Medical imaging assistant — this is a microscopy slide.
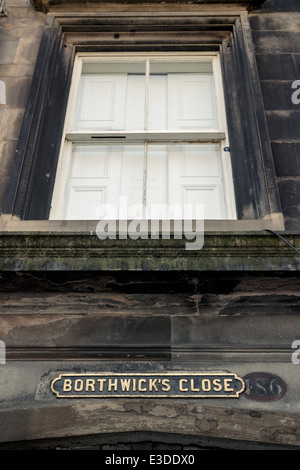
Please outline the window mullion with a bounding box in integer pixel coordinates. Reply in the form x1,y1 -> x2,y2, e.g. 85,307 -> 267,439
144,58 -> 150,132
143,59 -> 150,211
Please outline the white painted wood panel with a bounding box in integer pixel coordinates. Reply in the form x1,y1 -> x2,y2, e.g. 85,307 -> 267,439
168,74 -> 218,130
168,144 -> 226,219
74,74 -> 127,130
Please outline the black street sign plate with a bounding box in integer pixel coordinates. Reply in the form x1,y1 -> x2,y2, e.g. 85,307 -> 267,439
51,372 -> 245,398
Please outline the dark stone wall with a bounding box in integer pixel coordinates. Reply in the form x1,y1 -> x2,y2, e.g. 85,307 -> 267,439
250,5 -> 300,229
0,0 -> 45,212
262,0 -> 300,11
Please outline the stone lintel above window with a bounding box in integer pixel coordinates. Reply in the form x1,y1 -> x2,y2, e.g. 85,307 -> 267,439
32,0 -> 266,14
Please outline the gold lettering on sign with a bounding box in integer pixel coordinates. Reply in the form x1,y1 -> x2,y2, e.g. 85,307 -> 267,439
213,378 -> 222,392
202,379 -> 211,392
121,379 -> 131,392
108,379 -> 118,392
63,379 -> 72,392
97,378 -> 106,391
161,379 -> 171,392
224,378 -> 234,392
86,379 -> 95,392
179,378 -> 188,392
190,379 -> 200,392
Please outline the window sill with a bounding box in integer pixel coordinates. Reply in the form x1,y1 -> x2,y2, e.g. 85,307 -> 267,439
0,215 -> 297,272
0,214 -> 284,232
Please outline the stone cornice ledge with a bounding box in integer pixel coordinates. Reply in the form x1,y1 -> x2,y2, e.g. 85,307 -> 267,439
32,0 -> 266,13
0,230 -> 299,271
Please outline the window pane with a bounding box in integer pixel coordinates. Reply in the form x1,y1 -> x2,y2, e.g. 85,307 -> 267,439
74,61 -> 146,131
149,61 -> 213,74
148,60 -> 218,131
63,143 -> 227,220
167,74 -> 218,130
73,59 -> 218,131
147,143 -> 226,219
63,144 -> 144,220
74,74 -> 128,130
81,61 -> 146,75
125,75 -> 146,131
147,75 -> 168,130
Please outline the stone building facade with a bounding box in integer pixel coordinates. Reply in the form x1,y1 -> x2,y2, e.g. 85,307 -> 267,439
0,0 -> 300,450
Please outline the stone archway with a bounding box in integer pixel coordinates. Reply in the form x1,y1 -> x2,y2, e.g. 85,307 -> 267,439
0,400 -> 300,450
0,430 -> 293,451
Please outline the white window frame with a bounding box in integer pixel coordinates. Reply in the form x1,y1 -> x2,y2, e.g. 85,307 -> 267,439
49,52 -> 236,221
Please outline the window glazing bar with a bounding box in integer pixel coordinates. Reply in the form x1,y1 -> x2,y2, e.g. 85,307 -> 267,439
144,58 -> 150,132
65,131 -> 226,143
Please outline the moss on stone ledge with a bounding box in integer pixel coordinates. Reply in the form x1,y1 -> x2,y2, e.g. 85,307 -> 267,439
0,231 -> 299,271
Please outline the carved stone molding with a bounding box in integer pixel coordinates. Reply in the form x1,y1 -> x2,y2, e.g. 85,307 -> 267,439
32,0 -> 266,13
0,232 -> 299,271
